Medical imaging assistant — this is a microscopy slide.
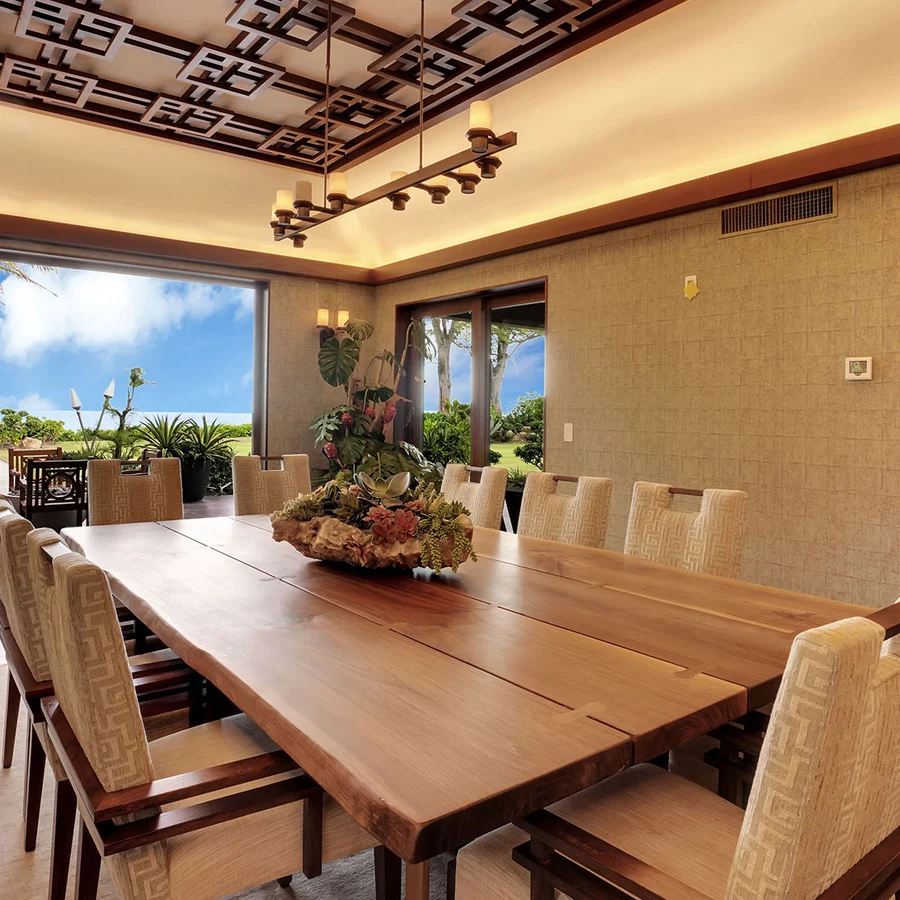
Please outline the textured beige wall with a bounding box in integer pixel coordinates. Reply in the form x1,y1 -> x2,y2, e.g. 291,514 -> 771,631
373,166 -> 900,608
266,277 -> 376,458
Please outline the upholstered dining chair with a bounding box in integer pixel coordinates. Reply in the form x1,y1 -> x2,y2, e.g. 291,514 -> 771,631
38,548 -> 393,900
233,454 -> 312,516
87,457 -> 183,526
0,510 -> 190,890
456,615 -> 900,900
624,482 -> 748,580
441,464 -> 508,530
517,473 -> 613,547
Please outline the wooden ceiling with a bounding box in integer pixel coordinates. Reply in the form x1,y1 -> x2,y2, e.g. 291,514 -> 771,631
0,0 -> 678,173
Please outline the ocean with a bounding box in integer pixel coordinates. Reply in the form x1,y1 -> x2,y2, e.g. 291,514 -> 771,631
34,410 -> 253,432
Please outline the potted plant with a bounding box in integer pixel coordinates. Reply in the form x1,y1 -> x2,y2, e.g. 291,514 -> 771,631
504,466 -> 529,532
177,417 -> 234,503
132,414 -> 188,458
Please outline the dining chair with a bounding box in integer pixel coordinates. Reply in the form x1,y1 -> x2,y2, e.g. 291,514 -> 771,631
233,454 -> 312,516
8,445 -> 63,494
516,473 -> 612,547
456,615 -> 900,900
0,510 -> 191,874
38,547 -> 394,900
87,457 -> 184,526
441,464 -> 508,530
623,481 -> 748,579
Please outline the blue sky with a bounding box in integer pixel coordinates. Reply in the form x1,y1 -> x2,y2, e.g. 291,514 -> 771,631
423,333 -> 545,413
0,265 -> 254,423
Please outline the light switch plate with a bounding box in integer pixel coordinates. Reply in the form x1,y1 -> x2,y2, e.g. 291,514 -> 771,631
845,357 -> 872,381
563,423 -> 574,442
684,275 -> 700,300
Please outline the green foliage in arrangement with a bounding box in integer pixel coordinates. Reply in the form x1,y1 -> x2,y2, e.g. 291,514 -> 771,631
274,473 -> 476,575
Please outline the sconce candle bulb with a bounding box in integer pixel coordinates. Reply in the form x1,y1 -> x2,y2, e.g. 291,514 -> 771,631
467,100 -> 495,154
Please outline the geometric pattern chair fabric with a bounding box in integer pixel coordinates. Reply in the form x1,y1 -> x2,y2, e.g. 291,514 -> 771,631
41,551 -> 381,900
516,473 -> 612,547
232,454 -> 312,517
456,616 -> 898,900
87,457 -> 183,526
623,481 -> 748,580
440,464 -> 508,530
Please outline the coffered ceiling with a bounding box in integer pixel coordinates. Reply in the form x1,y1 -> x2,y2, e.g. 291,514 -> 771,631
0,0 -> 676,173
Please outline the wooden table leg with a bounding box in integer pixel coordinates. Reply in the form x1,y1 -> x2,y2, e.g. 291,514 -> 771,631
406,859 -> 430,900
75,820 -> 101,900
375,847 -> 402,900
49,780 -> 77,900
24,724 -> 46,851
2,674 -> 20,769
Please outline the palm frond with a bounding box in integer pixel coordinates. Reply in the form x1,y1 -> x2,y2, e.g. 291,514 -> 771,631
0,261 -> 57,296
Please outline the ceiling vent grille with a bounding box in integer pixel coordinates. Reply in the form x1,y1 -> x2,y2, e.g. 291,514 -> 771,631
721,184 -> 835,236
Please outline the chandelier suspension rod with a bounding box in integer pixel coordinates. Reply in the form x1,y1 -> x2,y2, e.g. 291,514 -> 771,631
324,0 -> 333,202
419,0 -> 425,172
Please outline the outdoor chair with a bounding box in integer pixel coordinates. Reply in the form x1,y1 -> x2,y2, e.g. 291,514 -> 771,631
441,464 -> 508,530
22,457 -> 88,526
87,456 -> 183,525
457,616 -> 900,900
517,473 -> 612,547
38,548 -> 395,900
0,509 -> 193,899
8,445 -> 62,494
623,482 -> 748,580
233,453 -> 311,516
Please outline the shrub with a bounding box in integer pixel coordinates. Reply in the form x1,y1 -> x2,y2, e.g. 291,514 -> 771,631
514,440 -> 543,469
422,411 -> 469,466
208,449 -> 235,495
501,393 -> 544,436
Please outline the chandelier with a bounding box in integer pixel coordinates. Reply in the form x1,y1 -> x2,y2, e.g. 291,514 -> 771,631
269,0 -> 517,249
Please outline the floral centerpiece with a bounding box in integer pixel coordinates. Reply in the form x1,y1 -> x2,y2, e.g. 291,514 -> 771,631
271,472 -> 475,573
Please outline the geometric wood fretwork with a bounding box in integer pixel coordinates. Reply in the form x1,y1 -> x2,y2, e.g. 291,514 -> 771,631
0,54 -> 96,107
141,95 -> 234,137
176,45 -> 284,98
368,36 -> 483,93
225,0 -> 356,53
451,0 -> 592,42
15,0 -> 132,58
257,125 -> 345,166
305,86 -> 405,134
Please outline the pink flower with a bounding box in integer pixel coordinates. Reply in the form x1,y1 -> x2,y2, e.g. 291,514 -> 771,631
341,412 -> 353,426
364,406 -> 376,419
383,399 -> 397,424
324,442 -> 339,460
395,508 -> 419,543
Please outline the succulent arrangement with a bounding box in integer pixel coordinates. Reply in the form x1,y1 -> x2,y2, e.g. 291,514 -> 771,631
272,471 -> 476,574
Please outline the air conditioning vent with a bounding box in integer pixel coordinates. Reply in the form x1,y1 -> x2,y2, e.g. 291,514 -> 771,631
721,184 -> 835,236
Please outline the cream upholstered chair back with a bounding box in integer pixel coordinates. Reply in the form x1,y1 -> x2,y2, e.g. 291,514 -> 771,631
26,527 -> 64,643
517,473 -> 613,547
623,482 -> 747,579
233,454 -> 312,516
725,617 -> 900,900
440,464 -> 508,530
0,510 -> 52,681
88,457 -> 183,525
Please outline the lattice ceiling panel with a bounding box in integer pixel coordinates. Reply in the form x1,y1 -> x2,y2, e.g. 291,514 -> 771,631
0,0 -> 668,172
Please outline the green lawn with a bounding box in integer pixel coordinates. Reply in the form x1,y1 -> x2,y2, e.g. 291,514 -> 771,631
491,442 -> 539,473
1,437 -> 253,463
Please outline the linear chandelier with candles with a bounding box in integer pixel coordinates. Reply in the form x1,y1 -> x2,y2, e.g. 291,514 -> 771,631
269,0 -> 517,249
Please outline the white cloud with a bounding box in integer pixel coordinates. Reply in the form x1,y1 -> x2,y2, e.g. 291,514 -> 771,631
0,266 -> 253,365
0,392 -> 55,410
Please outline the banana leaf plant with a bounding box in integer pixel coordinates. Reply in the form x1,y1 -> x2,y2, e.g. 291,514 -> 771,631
311,317 -> 441,488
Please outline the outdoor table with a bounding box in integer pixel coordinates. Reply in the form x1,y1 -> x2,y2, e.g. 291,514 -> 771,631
62,516 -> 883,899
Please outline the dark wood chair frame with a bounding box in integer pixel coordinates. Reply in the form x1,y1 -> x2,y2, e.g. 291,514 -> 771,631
22,458 -> 89,526
512,808 -> 900,900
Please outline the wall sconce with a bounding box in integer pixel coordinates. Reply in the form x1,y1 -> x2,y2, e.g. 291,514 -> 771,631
336,310 -> 350,328
317,308 -> 334,347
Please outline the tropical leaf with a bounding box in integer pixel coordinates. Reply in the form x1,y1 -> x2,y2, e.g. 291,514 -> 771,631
0,261 -> 57,296
310,409 -> 342,444
344,319 -> 374,341
336,435 -> 367,465
353,385 -> 394,404
318,337 -> 360,387
132,414 -> 188,457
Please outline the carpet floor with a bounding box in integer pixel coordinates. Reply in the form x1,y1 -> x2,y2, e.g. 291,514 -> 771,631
0,667 -> 449,900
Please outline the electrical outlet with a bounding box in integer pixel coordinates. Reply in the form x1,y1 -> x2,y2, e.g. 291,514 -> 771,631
564,423 -> 574,442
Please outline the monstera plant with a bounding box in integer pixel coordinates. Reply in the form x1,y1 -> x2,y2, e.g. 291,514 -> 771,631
310,317 -> 442,489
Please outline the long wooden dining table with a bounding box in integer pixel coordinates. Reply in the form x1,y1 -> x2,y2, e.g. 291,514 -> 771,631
62,515 -> 885,898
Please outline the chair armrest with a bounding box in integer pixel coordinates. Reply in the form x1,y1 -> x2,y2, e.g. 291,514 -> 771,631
513,809 -> 709,900
867,605 -> 900,639
41,697 -> 307,821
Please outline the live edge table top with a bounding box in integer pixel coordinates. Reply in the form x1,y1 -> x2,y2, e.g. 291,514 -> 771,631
62,516 -> 874,863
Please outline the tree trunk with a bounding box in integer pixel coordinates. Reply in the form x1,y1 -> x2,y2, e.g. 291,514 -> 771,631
430,319 -> 461,412
490,331 -> 511,415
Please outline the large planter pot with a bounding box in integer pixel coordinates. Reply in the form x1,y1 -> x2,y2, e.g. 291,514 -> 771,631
272,514 -> 474,571
181,458 -> 211,503
504,486 -> 524,533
